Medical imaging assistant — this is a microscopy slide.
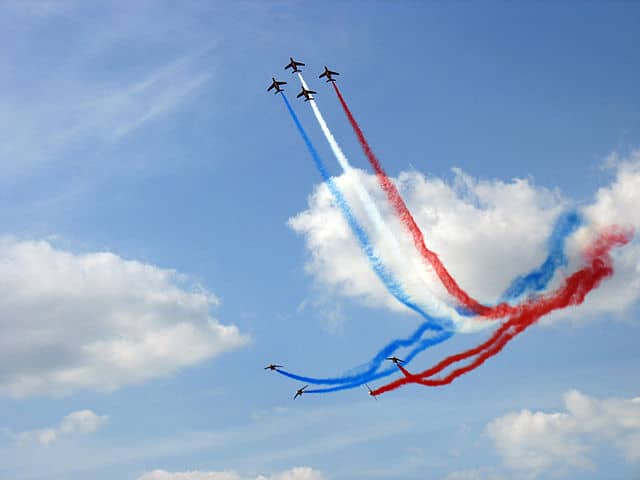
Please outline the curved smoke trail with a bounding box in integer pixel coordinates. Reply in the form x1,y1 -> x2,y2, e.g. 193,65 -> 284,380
332,82 -> 526,318
500,210 -> 581,301
278,90 -> 583,393
271,71 -> 629,396
372,226 -> 632,395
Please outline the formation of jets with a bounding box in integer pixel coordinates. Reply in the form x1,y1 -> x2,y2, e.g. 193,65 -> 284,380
265,361 -> 405,399
266,57 -> 340,101
265,361 -> 391,399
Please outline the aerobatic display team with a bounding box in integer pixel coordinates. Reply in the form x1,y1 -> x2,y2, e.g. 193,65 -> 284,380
265,58 -> 633,398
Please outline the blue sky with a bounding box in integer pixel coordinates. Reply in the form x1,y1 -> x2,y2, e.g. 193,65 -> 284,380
1,2 -> 639,479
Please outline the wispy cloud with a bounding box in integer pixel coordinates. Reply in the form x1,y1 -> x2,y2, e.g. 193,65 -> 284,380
0,3 -> 214,182
6,410 -> 108,447
77,52 -> 213,142
0,401 -> 409,479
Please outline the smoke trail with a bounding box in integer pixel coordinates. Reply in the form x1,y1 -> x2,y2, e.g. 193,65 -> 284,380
332,82 -> 524,318
279,91 -> 453,390
277,88 -> 583,392
304,330 -> 450,394
276,323 -> 451,387
371,226 -> 632,395
280,92 -> 447,325
500,210 -> 581,301
275,76 -> 621,396
297,73 -> 468,325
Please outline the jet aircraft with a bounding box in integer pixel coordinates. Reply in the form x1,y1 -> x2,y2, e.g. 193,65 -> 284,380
319,66 -> 339,82
284,57 -> 305,73
386,356 -> 405,365
293,385 -> 309,399
264,364 -> 283,371
267,77 -> 287,93
365,383 -> 377,399
296,86 -> 317,102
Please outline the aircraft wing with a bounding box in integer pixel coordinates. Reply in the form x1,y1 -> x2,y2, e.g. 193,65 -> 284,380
267,84 -> 275,91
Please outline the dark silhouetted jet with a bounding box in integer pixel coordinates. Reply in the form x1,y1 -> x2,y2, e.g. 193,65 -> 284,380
296,86 -> 317,102
386,356 -> 405,365
319,66 -> 339,82
264,364 -> 283,371
284,57 -> 305,73
267,77 -> 287,94
293,385 -> 309,399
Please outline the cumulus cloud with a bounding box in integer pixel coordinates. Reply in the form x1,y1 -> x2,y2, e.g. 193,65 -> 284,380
137,467 -> 324,480
11,409 -> 108,446
289,152 -> 640,327
550,153 -> 640,322
0,238 -> 249,397
486,390 -> 640,477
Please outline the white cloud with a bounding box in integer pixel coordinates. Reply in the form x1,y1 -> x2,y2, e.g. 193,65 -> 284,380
137,467 -> 324,480
548,153 -> 640,323
139,472 -> 239,480
12,409 -> 108,446
443,468 -> 507,480
257,468 -> 324,480
0,238 -> 249,397
486,390 -> 640,477
289,153 -> 640,329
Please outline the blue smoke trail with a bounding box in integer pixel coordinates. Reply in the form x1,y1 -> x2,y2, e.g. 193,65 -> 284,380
279,92 -> 453,391
305,330 -> 451,394
500,210 -> 582,301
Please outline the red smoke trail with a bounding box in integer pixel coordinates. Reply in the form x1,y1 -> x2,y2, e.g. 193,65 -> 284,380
371,226 -> 632,395
333,82 -> 518,318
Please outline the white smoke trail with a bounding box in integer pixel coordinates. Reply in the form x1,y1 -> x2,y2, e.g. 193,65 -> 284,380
297,73 -> 485,331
